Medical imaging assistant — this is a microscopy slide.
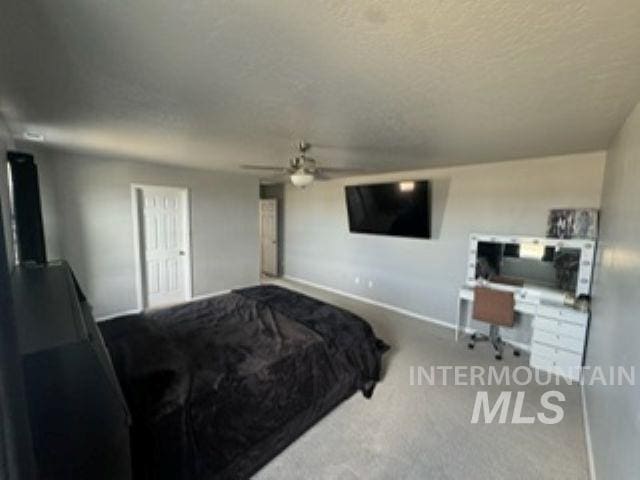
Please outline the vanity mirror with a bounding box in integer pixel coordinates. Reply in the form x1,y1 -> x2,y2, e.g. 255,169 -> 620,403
467,234 -> 596,298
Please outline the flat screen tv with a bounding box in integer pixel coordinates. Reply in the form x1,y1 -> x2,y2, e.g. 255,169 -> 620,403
345,180 -> 431,238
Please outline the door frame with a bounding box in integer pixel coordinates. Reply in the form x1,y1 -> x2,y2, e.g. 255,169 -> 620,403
259,198 -> 279,276
131,183 -> 193,310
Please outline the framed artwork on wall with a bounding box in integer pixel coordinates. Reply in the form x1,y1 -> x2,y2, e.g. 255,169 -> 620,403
547,208 -> 599,239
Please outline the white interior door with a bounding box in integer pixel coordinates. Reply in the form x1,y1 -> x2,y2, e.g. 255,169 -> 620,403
139,186 -> 191,308
260,199 -> 278,276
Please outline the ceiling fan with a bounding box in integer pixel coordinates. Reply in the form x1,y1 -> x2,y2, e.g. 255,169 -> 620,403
240,141 -> 362,188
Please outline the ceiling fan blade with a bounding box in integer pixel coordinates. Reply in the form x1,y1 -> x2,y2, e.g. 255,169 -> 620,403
313,168 -> 366,180
313,171 -> 333,180
261,174 -> 290,184
317,166 -> 366,173
240,164 -> 287,172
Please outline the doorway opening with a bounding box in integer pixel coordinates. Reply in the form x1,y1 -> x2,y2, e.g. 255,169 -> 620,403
132,184 -> 192,309
259,183 -> 283,277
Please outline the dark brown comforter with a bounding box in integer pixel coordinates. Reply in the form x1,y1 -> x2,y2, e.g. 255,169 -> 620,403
99,285 -> 388,479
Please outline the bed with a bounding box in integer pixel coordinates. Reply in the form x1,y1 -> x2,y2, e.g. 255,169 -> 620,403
99,284 -> 388,479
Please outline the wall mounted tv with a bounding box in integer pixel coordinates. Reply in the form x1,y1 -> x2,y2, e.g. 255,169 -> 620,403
345,180 -> 431,239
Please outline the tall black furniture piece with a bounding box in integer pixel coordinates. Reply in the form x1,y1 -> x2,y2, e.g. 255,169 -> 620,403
7,151 -> 47,264
11,261 -> 131,479
0,183 -> 37,479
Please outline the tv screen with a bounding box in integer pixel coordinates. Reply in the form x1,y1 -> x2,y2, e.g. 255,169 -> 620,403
345,180 -> 431,238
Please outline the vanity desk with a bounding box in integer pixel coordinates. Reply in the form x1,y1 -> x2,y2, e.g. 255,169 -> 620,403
456,234 -> 596,382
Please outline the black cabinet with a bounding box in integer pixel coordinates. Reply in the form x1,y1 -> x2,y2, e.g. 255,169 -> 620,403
12,261 -> 131,479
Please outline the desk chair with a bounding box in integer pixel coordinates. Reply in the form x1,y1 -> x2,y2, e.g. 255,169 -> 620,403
467,286 -> 520,360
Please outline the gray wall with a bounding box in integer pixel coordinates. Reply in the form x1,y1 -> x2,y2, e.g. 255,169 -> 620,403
284,152 -> 606,334
37,149 -> 260,317
0,119 -> 14,268
586,102 -> 640,478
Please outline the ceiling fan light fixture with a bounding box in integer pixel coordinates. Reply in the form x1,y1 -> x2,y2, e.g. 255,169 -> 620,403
290,169 -> 314,188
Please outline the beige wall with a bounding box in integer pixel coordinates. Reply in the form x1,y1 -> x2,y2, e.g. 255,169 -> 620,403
284,151 -> 606,342
586,101 -> 640,479
37,149 -> 261,318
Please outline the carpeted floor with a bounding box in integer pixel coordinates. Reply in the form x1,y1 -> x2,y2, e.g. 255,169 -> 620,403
254,278 -> 589,480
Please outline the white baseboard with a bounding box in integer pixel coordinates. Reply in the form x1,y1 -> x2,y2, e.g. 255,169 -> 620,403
283,275 -> 456,332
283,275 -> 531,353
581,384 -> 597,480
95,308 -> 141,322
95,289 -> 231,322
190,289 -> 231,302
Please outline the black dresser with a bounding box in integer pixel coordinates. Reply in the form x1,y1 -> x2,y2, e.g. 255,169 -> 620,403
12,261 -> 131,479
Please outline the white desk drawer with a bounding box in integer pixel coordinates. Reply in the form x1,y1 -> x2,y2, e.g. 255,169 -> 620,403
530,352 -> 581,382
534,316 -> 586,341
531,342 -> 583,365
532,329 -> 584,354
536,305 -> 588,325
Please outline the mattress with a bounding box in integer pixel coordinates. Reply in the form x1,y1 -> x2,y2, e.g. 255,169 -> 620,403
99,285 -> 388,479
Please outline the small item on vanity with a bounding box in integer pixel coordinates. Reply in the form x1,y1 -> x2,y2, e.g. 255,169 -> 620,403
563,292 -> 576,307
574,295 -> 590,312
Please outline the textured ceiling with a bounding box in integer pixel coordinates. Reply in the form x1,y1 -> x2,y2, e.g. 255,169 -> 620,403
1,1 -> 640,173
